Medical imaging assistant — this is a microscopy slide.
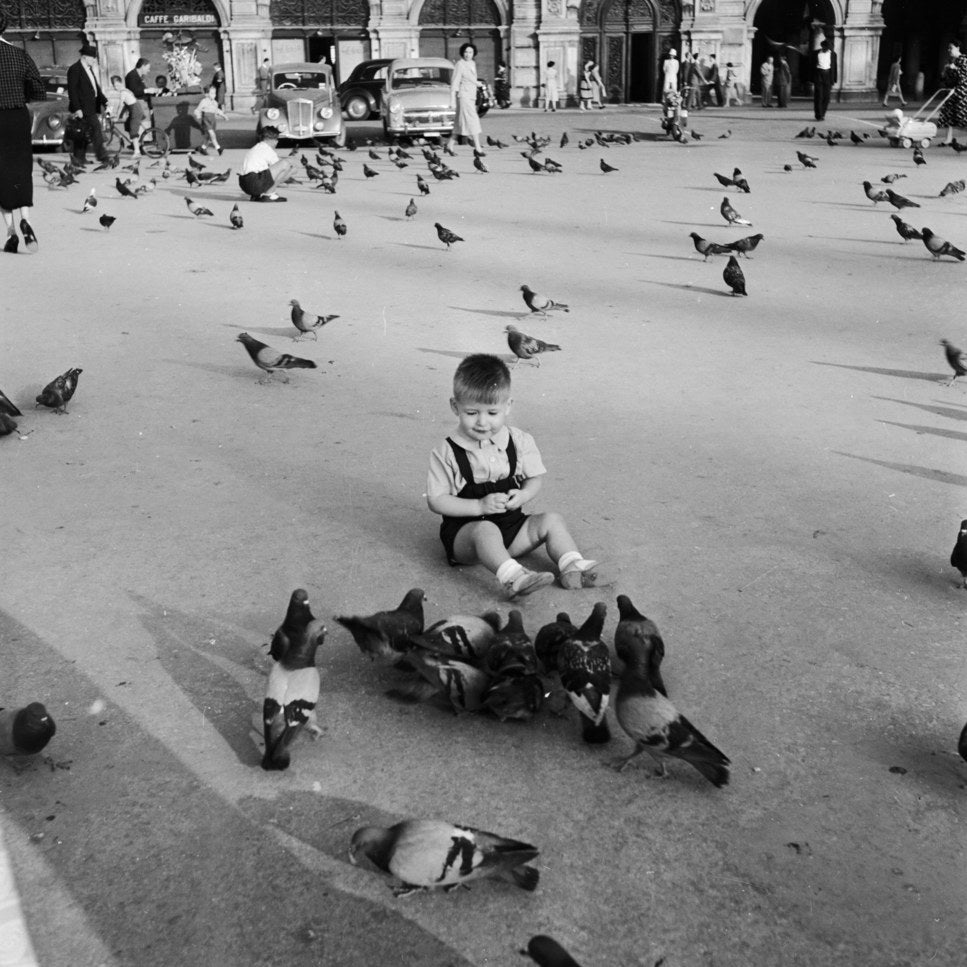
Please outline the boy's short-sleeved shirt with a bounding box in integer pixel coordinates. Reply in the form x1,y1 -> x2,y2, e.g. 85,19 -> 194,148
426,425 -> 546,499
240,140 -> 279,175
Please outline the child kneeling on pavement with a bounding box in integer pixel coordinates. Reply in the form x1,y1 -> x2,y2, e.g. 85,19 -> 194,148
426,353 -> 601,598
237,126 -> 299,202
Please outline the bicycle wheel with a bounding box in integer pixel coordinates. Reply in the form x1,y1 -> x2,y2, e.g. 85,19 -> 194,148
139,127 -> 169,158
101,117 -> 120,150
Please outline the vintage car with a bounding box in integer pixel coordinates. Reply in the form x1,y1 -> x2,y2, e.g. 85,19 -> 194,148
381,57 -> 456,140
337,58 -> 392,121
29,69 -> 72,150
256,62 -> 345,145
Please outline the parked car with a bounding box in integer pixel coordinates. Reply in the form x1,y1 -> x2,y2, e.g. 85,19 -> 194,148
337,58 -> 392,121
381,57 -> 456,141
29,69 -> 71,150
256,62 -> 345,145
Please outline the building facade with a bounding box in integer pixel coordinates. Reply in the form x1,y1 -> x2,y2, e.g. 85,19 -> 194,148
2,0 -> 952,110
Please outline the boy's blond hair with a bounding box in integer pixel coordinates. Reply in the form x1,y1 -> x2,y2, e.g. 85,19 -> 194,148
453,354 -> 511,404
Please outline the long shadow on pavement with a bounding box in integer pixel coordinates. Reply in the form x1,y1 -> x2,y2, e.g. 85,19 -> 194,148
811,361 -> 947,383
832,451 -> 967,487
877,419 -> 967,442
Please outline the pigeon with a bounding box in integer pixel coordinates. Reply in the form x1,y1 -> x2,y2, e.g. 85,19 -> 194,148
483,611 -> 539,677
185,197 -> 214,217
913,146 -> 926,166
825,131 -> 837,147
950,519 -> 967,588
35,367 -> 82,414
0,387 -> 22,418
557,603 -> 611,744
939,180 -> 966,197
713,171 -> 735,188
522,936 -> 584,967
941,339 -> 967,383
520,284 -> 568,314
435,222 -> 463,250
0,412 -> 17,437
720,197 -> 752,226
82,188 -> 97,212
717,128 -> 732,139
689,232 -> 732,260
404,198 -> 417,219
559,132 -> 569,148
336,588 -> 426,661
368,148 -> 380,160
881,172 -> 906,183
863,181 -> 889,204
952,139 -> 967,154
796,150 -> 818,168
416,174 -> 430,195
363,163 -> 379,178
505,325 -> 561,367
403,612 -> 501,664
794,126 -> 814,138
885,188 -> 919,210
349,819 -> 539,896
481,672 -> 545,722
98,213 -> 116,230
731,168 -> 751,193
333,210 -> 347,238
290,299 -> 338,341
116,177 -> 139,199
473,154 -> 489,174
960,723 -> 967,761
187,153 -> 206,170
615,594 -> 668,697
387,650 -> 491,712
261,589 -> 326,770
922,228 -> 965,261
229,203 -> 243,229
727,233 -> 764,259
849,130 -> 864,145
534,612 -> 577,675
890,214 -> 922,242
723,255 -> 747,295
0,703 -> 56,755
611,624 -> 730,787
599,158 -> 618,173
236,332 -> 316,383
526,155 -> 545,173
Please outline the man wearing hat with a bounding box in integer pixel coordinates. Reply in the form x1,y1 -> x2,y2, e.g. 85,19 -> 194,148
662,48 -> 679,93
67,43 -> 109,164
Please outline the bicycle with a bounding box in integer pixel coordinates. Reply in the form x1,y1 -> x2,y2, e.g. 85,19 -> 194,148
101,113 -> 170,157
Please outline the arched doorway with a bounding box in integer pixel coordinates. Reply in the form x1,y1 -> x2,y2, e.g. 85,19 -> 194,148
580,0 -> 679,104
136,0 -> 223,90
269,0 -> 371,83
1,0 -> 86,68
417,0 -> 503,82
751,0 -> 836,96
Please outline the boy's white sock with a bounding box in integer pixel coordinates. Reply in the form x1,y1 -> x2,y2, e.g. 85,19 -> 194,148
558,551 -> 595,573
496,559 -> 525,585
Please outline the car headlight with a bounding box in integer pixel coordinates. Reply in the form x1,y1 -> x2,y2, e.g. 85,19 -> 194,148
388,96 -> 402,115
318,106 -> 332,119
48,116 -> 62,129
266,107 -> 280,120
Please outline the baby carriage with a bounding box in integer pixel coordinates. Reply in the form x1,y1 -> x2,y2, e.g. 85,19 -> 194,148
883,89 -> 954,148
660,90 -> 688,141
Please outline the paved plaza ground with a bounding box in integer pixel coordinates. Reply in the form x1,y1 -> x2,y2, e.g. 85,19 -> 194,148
1,98 -> 966,967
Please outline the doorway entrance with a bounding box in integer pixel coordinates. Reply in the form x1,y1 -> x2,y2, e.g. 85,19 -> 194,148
751,0 -> 835,95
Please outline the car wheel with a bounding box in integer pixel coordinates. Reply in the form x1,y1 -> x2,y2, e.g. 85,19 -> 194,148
344,94 -> 370,121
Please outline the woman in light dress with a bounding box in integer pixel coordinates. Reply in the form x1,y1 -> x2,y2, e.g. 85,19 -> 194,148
447,42 -> 484,154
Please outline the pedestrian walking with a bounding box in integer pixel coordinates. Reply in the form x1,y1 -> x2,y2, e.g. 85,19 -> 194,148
211,63 -> 226,108
67,43 -> 110,165
193,84 -> 227,154
722,62 -> 742,106
588,60 -> 606,107
883,54 -> 905,107
662,48 -> 679,93
760,56 -> 774,107
543,60 -> 560,111
707,53 -> 723,106
125,57 -> 154,127
446,42 -> 484,154
813,39 -> 837,121
940,41 -> 967,144
776,55 -> 792,108
252,57 -> 270,113
579,61 -> 593,109
686,53 -> 705,111
0,11 -> 44,254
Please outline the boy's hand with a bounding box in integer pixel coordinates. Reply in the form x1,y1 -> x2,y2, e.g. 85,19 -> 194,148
478,493 -> 508,514
503,489 -> 525,511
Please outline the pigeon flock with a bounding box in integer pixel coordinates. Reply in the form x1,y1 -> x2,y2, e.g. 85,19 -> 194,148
4,108 -> 967,967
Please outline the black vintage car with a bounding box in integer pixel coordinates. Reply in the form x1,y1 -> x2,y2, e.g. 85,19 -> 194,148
29,69 -> 72,150
337,58 -> 392,121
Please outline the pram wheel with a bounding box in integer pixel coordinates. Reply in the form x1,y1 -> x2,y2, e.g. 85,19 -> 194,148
900,137 -> 912,149
919,138 -> 931,148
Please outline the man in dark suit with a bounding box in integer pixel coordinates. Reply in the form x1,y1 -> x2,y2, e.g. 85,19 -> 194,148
813,39 -> 837,121
67,44 -> 109,164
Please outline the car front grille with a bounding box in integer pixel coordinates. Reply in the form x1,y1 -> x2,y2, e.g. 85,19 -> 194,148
286,100 -> 313,137
403,110 -> 455,127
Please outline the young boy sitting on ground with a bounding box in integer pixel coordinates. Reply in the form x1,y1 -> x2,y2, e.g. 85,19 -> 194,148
426,353 -> 600,598
237,126 -> 299,202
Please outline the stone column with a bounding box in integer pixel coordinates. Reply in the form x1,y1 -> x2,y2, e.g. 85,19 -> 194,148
836,1 -> 885,101
510,0 -> 540,107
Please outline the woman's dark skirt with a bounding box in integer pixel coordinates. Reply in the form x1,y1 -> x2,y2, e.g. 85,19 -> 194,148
0,107 -> 33,210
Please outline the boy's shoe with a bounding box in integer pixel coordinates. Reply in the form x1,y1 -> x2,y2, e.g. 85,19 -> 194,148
559,560 -> 601,590
504,568 -> 555,599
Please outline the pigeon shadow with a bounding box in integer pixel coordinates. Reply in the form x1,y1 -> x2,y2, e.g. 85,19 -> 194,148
643,280 -> 733,297
641,253 -> 708,262
872,396 -> 967,421
877,420 -> 967,443
297,231 -> 336,241
811,361 -> 947,383
450,306 -> 524,319
415,347 -> 482,360
80,226 -> 108,233
220,322 -> 294,338
162,357 -> 263,379
661,220 -> 739,229
378,215 -> 407,223
808,235 -> 900,245
833,451 -> 967,487
393,242 -> 447,252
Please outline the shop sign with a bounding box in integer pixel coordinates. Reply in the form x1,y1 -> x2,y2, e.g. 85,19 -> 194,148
139,13 -> 218,25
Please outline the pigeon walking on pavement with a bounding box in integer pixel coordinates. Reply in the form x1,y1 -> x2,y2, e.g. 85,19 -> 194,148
890,214 -> 922,242
599,158 -> 618,173
336,588 -> 426,662
522,935 -> 584,967
723,255 -> 747,295
689,232 -> 732,260
796,150 -> 818,168
36,367 -> 82,414
520,284 -> 568,314
289,299 -> 338,340
404,197 -> 417,219
236,333 -> 316,383
922,228 -> 965,261
950,519 -> 967,588
615,594 -> 668,698
333,210 -> 347,238
229,203 -> 243,229
0,703 -> 56,755
505,325 -> 561,367
116,177 -> 139,199
261,589 -> 326,770
349,819 -> 540,896
185,197 -> 214,217
941,339 -> 967,383
98,213 -> 116,230
885,188 -> 919,210
720,197 -> 752,226
727,233 -> 764,259
557,602 -> 612,744
435,222 -> 463,250
863,181 -> 889,204
82,188 -> 97,212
